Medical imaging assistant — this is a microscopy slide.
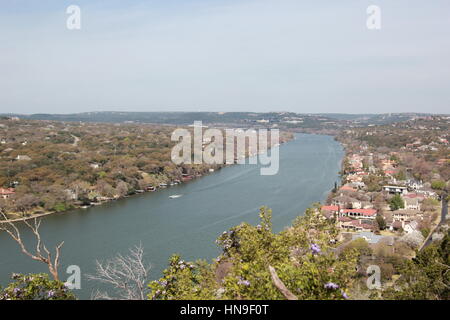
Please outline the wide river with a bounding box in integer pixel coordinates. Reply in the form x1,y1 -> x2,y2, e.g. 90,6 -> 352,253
0,133 -> 343,299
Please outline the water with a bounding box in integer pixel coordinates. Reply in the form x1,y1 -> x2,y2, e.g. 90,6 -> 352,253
0,133 -> 343,299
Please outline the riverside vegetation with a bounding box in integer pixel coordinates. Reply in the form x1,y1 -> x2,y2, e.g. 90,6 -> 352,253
0,118 -> 292,220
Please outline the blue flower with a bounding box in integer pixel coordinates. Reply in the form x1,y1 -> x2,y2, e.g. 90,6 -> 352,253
341,291 -> 349,299
237,278 -> 251,286
324,282 -> 339,290
310,243 -> 321,255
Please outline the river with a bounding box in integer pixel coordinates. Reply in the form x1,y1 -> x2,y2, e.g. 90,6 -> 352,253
0,133 -> 344,299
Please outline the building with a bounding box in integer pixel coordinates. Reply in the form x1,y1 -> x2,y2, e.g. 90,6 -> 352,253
383,185 -> 408,195
16,155 -> 32,161
340,208 -> 377,220
339,219 -> 375,232
404,221 -> 419,234
403,197 -> 421,211
321,205 -> 339,219
332,195 -> 357,208
392,209 -> 420,222
407,179 -> 424,190
0,188 -> 15,199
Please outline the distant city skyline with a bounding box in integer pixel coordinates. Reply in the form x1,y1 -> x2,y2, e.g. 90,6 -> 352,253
1,0 -> 450,114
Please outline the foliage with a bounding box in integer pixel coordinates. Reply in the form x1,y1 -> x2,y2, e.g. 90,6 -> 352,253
376,214 -> 387,230
382,231 -> 450,300
389,194 -> 405,211
148,207 -> 358,300
342,238 -> 373,258
431,180 -> 446,191
0,273 -> 75,300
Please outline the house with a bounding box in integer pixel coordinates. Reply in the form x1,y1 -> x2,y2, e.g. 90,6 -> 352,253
404,192 -> 426,202
339,219 -> 375,232
16,155 -> 32,161
382,185 -> 408,195
404,221 -> 419,234
416,187 -> 437,198
403,197 -> 421,211
332,195 -> 357,208
407,179 -> 424,190
0,188 -> 15,199
350,199 -> 363,209
321,205 -> 339,219
340,208 -> 377,220
339,185 -> 358,192
392,209 -> 419,222
360,201 -> 374,209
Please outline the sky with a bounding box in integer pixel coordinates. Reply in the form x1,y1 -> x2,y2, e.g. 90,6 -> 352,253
0,0 -> 449,114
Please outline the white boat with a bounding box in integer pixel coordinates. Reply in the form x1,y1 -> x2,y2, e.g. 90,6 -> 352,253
169,194 -> 182,199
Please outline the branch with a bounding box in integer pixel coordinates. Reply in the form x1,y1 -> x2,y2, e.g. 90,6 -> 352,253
268,265 -> 298,300
0,212 -> 63,280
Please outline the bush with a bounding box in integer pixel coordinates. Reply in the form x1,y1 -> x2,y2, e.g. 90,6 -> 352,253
148,207 -> 358,300
0,273 -> 76,300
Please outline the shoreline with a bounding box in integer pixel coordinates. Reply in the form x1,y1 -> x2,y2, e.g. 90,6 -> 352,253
1,135 -> 295,225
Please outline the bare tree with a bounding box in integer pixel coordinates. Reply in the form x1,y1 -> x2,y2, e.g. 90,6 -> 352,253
86,244 -> 151,300
0,211 -> 64,281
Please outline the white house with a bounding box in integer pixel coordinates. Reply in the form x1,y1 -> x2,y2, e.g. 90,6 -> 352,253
383,185 -> 408,195
404,221 -> 419,234
403,197 -> 421,211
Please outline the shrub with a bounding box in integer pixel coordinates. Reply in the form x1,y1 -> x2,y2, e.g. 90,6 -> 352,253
0,273 -> 76,300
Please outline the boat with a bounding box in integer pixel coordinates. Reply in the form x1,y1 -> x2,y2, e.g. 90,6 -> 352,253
169,194 -> 182,199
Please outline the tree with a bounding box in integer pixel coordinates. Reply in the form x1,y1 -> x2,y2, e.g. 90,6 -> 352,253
87,244 -> 151,300
0,212 -> 64,281
431,180 -> 446,191
400,231 -> 424,249
383,231 -> 450,300
376,214 -> 387,230
389,194 -> 405,211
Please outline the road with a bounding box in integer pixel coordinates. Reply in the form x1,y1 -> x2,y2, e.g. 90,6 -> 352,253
420,196 -> 448,251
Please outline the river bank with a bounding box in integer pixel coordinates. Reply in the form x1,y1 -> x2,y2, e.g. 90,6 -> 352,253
1,134 -> 294,224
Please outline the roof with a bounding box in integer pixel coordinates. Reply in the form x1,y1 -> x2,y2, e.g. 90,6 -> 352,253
321,205 -> 339,212
403,197 -> 419,205
352,232 -> 384,244
342,208 -> 377,216
0,188 -> 15,195
392,209 -> 419,216
383,185 -> 407,189
406,221 -> 418,230
340,185 -> 357,192
349,220 -> 375,230
392,220 -> 403,229
404,193 -> 425,199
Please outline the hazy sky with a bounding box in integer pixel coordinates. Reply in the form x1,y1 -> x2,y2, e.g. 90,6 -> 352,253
1,0 -> 449,114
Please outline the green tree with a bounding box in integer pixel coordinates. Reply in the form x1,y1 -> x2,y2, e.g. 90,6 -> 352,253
431,180 -> 446,191
382,231 -> 450,300
389,194 -> 405,211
